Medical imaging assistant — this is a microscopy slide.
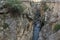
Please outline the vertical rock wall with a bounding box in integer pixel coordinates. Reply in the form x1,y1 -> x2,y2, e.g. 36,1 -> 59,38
38,2 -> 60,40
0,1 -> 34,40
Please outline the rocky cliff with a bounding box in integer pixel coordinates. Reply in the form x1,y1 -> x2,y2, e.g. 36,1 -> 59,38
38,2 -> 60,40
0,0 -> 34,40
0,0 -> 60,40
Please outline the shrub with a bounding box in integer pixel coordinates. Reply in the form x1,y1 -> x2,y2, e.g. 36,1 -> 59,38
41,2 -> 50,12
53,24 -> 60,32
3,0 -> 24,17
3,23 -> 9,29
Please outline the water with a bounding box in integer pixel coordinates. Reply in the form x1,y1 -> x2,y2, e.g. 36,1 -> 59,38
33,8 -> 41,40
33,21 -> 41,40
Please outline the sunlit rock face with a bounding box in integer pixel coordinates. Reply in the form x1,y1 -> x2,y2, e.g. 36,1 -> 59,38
0,0 -> 60,40
42,0 -> 60,2
49,0 -> 60,2
0,0 -> 34,40
38,1 -> 60,40
16,2 -> 34,40
32,0 -> 41,2
48,30 -> 60,40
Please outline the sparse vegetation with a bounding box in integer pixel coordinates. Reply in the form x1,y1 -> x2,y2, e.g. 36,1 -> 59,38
3,23 -> 9,29
53,24 -> 60,32
3,0 -> 24,17
41,2 -> 50,12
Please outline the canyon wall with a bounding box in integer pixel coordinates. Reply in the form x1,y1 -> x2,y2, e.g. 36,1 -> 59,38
38,2 -> 60,40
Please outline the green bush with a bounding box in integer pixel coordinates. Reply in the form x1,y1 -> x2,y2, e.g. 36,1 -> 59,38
43,4 -> 49,11
4,0 -> 24,17
42,2 -> 50,12
3,23 -> 9,29
54,24 -> 60,32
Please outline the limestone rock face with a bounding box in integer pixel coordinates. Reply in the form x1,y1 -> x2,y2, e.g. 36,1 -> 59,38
38,1 -> 60,40
38,24 -> 53,40
0,0 -> 60,40
48,30 -> 60,40
0,0 -> 34,40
